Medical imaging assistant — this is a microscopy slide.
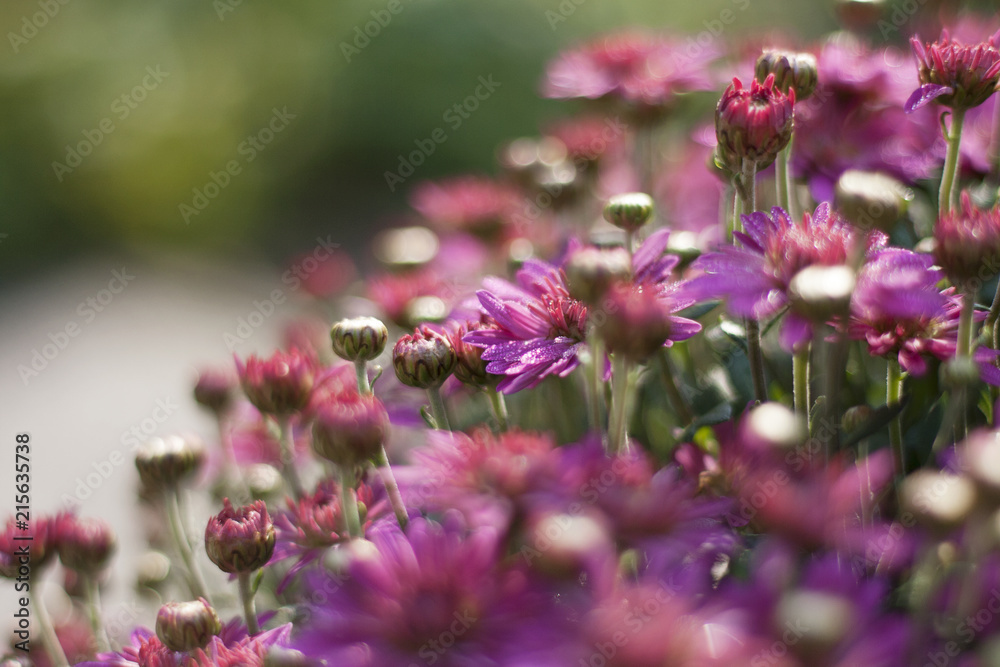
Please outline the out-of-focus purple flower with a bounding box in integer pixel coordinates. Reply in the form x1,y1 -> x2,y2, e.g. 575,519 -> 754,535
79,617 -> 292,667
193,367 -> 236,416
235,349 -> 316,416
293,516 -> 577,666
0,514 -> 61,577
542,30 -> 717,119
715,74 -> 795,169
597,281 -> 701,360
465,259 -> 588,393
285,245 -> 356,299
410,176 -> 522,239
848,248 -> 1000,382
935,191 -> 1000,288
689,203 -> 880,350
905,28 -> 1000,112
544,114 -> 626,166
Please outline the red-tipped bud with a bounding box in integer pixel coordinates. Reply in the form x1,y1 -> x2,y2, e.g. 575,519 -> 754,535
715,74 -> 795,168
235,349 -> 315,416
311,393 -> 389,466
155,599 -> 221,652
204,499 -> 275,574
908,31 -> 1000,112
392,326 -> 457,389
57,517 -> 116,574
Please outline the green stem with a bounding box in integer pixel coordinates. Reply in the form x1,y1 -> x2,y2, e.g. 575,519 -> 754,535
165,487 -> 211,602
238,571 -> 260,635
277,417 -> 304,498
957,290 -> 975,360
355,360 -> 371,395
738,158 -> 767,403
656,350 -> 694,426
608,354 -> 633,455
34,585 -> 70,667
374,446 -> 408,530
793,343 -> 811,427
426,385 -> 451,431
339,467 -> 363,539
586,331 -> 605,435
939,107 -> 966,217
776,143 -> 791,213
84,574 -> 110,653
487,389 -> 509,432
887,359 -> 905,477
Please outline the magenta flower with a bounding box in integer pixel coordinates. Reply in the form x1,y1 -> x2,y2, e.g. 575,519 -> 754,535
410,176 -> 521,238
204,499 -> 275,574
905,28 -> 1000,112
715,74 -> 795,168
934,191 -> 1000,287
235,348 -> 316,416
689,203 -> 881,350
848,248 -> 1000,382
542,30 -> 716,118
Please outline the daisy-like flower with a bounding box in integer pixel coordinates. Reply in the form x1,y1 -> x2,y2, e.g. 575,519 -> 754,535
848,248 -> 1000,382
905,28 -> 1000,112
79,618 -> 292,667
689,203 -> 882,351
542,30 -> 717,119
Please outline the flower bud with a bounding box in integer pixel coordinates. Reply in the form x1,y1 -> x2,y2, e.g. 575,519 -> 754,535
57,517 -> 116,574
841,405 -> 874,434
564,246 -> 632,305
236,349 -> 316,416
135,435 -> 206,490
834,170 -> 910,233
155,599 -> 221,652
330,317 -> 388,362
596,284 -> 674,361
311,393 -> 389,467
934,192 -> 1000,289
524,512 -> 612,580
715,74 -> 795,169
960,430 -> 1000,504
788,264 -> 855,322
204,499 -> 276,574
603,193 -> 654,232
448,320 -> 501,388
755,50 -> 818,100
900,470 -> 977,536
265,647 -> 311,667
136,551 -> 171,597
193,368 -> 235,415
392,326 -> 457,389
909,32 -> 1000,112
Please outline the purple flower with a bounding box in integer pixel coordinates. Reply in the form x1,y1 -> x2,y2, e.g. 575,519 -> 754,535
689,203 -> 881,350
848,248 -> 1000,383
293,516 -> 577,666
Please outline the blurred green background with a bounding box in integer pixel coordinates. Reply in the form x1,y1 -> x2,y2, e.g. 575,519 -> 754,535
0,0 -> 847,287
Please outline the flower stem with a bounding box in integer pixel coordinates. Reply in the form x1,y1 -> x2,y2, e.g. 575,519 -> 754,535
374,446 -> 408,530
277,417 -> 304,498
339,467 -> 363,539
656,349 -> 694,426
633,123 -> 655,198
84,574 -> 110,653
486,389 -> 509,432
165,487 -> 211,602
737,159 -> 767,403
775,142 -> 793,215
34,585 -> 69,667
355,360 -> 371,395
586,332 -> 605,435
426,385 -> 451,431
958,289 -> 975,360
237,571 -> 260,636
793,343 -> 811,427
887,359 -> 905,477
608,353 -> 633,455
939,107 -> 966,217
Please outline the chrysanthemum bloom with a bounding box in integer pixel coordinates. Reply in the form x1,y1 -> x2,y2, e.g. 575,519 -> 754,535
392,326 -> 457,389
293,517 -> 577,666
235,349 -> 315,416
56,516 -> 116,574
597,282 -> 700,361
689,203 -> 881,350
848,248 -> 1000,382
204,499 -> 275,574
410,176 -> 521,238
80,617 -> 292,667
0,514 -> 61,577
542,30 -> 717,119
905,28 -> 1000,112
311,391 -> 389,467
716,74 -> 795,169
934,191 -> 1000,289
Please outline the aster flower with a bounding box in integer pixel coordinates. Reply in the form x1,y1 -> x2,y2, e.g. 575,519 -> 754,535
689,202 -> 882,351
293,516 -> 577,666
848,248 -> 1000,382
235,348 -> 316,416
410,176 -> 522,238
79,618 -> 292,667
542,30 -> 717,119
905,28 -> 1000,112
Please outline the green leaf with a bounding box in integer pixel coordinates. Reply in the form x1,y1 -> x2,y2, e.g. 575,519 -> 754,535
420,405 -> 437,429
677,402 -> 732,443
678,300 -> 720,321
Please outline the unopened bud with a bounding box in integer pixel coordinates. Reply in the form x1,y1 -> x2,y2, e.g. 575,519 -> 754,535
155,599 -> 221,652
330,317 -> 388,362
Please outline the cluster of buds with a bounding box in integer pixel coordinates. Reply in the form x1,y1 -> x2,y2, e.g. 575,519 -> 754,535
204,499 -> 275,574
715,74 -> 795,169
330,317 -> 388,363
236,349 -> 316,416
392,326 -> 457,389
311,393 -> 390,467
